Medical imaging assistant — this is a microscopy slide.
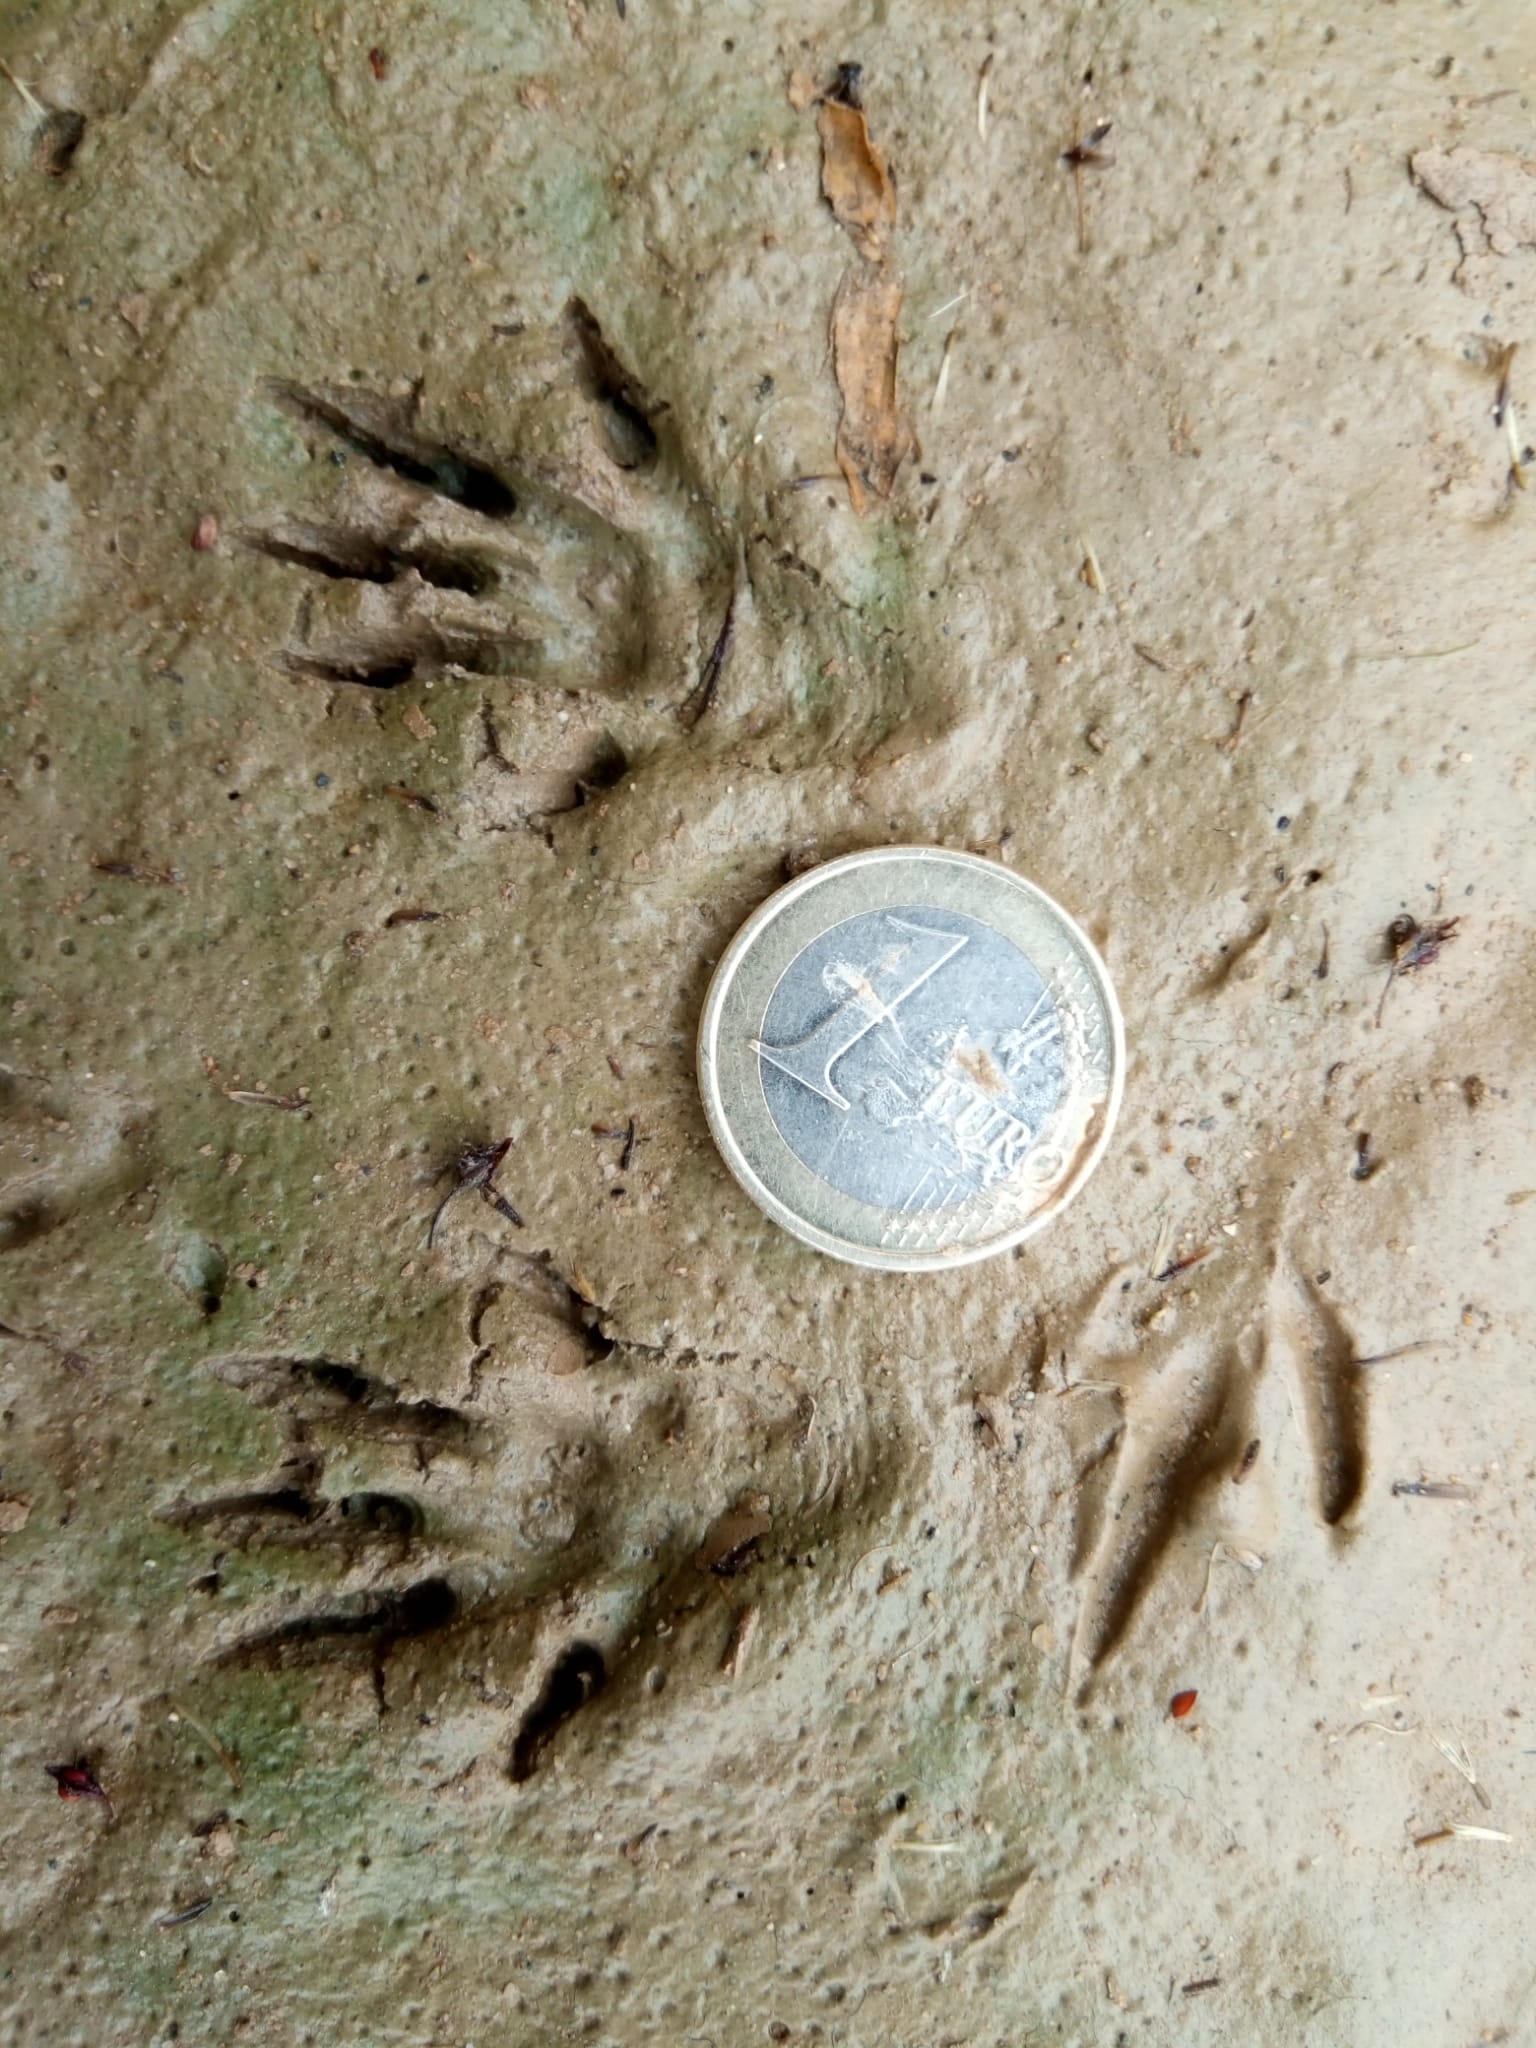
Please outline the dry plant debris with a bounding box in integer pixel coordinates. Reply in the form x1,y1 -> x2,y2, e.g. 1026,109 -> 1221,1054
831,268 -> 914,511
816,69 -> 896,260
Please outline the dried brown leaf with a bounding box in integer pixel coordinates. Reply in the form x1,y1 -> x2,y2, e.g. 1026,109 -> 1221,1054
817,98 -> 896,259
831,267 -> 914,512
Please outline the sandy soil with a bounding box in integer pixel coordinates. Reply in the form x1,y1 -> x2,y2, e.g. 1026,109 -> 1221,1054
2,3 -> 1534,2043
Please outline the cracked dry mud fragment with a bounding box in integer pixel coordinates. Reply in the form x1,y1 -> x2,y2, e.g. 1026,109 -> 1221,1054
1411,145 -> 1536,296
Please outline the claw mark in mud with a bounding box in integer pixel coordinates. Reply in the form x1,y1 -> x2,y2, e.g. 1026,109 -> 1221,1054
0,1317 -> 91,1374
564,298 -> 660,471
268,381 -> 518,518
1067,1411 -> 1127,1579
921,1882 -> 1022,1944
0,1071 -> 153,1257
158,1424 -> 426,1558
242,522 -> 496,596
0,1194 -> 58,1255
274,646 -> 420,688
1196,916 -> 1272,994
476,696 -> 629,832
34,108 -> 87,178
158,1485 -> 318,1534
207,1354 -> 473,1449
210,1574 -> 459,1671
272,594 -> 535,691
510,1641 -> 608,1782
158,1479 -> 422,1552
1268,1266 -> 1367,1528
1069,1342 -> 1245,1695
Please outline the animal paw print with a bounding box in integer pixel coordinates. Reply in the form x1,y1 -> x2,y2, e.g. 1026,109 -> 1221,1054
243,300 -> 727,737
157,1301 -> 623,1774
158,1255 -> 844,1775
1043,1243 -> 1371,1697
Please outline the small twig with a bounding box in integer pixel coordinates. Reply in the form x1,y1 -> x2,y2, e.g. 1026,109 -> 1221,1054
1494,343 -> 1527,490
1357,639 -> 1481,663
888,1619 -> 941,1668
427,1138 -> 523,1248
1194,1538 -> 1264,1614
157,1899 -> 213,1930
678,585 -> 737,731
592,1119 -> 639,1172
167,1698 -> 242,1789
1215,691 -> 1252,755
1376,913 -> 1460,1028
848,1542 -> 897,1591
1352,1339 -> 1439,1368
1148,1212 -> 1174,1279
1132,641 -> 1172,672
1061,119 -> 1113,255
0,57 -> 47,120
1391,1479 -> 1474,1501
1428,1731 -> 1493,1811
223,1086 -> 310,1113
91,857 -> 178,886
381,783 -> 440,815
930,329 -> 956,416
1155,1245 -> 1212,1283
1493,341 -> 1518,428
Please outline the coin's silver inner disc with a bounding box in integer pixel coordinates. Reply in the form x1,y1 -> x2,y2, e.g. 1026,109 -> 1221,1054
697,847 -> 1124,1269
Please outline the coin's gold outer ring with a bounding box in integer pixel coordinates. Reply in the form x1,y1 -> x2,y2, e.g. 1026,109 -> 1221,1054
696,846 -> 1125,1270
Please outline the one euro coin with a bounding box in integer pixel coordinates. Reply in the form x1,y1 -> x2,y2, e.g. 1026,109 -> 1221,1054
697,846 -> 1124,1269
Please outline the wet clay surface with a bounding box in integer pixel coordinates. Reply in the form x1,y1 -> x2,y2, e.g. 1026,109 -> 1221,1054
1,3 -> 1533,2042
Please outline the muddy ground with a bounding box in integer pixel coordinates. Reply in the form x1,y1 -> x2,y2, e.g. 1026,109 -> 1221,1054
2,2 -> 1534,2043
